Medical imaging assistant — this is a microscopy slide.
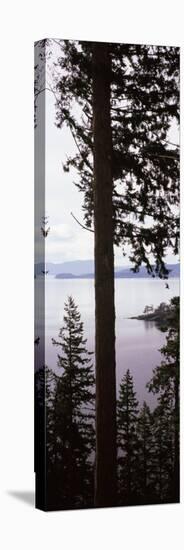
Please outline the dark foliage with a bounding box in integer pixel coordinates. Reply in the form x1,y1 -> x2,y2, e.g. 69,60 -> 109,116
42,40 -> 180,278
147,296 -> 179,501
35,296 -> 95,510
117,369 -> 139,504
117,297 -> 179,505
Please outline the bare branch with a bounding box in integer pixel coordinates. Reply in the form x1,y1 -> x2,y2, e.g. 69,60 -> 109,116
69,125 -> 93,173
71,212 -> 94,233
51,38 -> 63,49
160,139 -> 179,149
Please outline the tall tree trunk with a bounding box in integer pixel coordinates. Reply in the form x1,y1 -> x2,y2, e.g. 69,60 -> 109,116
92,42 -> 117,507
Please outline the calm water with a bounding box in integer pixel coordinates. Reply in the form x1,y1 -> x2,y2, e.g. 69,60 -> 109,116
35,277 -> 179,407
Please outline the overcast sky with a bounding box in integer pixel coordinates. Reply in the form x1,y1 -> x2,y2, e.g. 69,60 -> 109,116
35,45 -> 179,268
45,91 -> 94,264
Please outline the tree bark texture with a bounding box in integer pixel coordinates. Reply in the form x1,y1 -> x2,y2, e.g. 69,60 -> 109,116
92,42 -> 117,507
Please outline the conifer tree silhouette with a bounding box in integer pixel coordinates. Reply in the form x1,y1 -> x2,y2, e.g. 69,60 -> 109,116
117,369 -> 139,504
50,296 -> 95,509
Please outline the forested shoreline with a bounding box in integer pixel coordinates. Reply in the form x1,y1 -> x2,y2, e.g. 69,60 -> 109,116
35,295 -> 179,510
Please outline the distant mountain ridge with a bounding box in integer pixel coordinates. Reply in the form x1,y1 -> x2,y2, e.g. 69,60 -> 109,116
35,260 -> 95,276
35,261 -> 179,279
114,263 -> 179,279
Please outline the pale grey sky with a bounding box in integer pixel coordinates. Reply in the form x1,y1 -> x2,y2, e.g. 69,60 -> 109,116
45,91 -> 94,264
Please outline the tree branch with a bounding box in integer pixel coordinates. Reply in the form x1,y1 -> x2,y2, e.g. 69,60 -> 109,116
71,212 -> 94,233
34,85 -> 59,106
69,125 -> 93,173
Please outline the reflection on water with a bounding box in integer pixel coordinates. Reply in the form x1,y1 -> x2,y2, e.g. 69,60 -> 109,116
35,277 -> 179,406
143,319 -> 158,330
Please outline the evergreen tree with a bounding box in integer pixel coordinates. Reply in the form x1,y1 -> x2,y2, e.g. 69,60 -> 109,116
117,369 -> 139,504
147,296 -> 179,502
51,295 -> 95,509
52,41 -> 179,277
35,366 -> 59,508
136,401 -> 155,504
150,390 -> 175,503
35,40 -> 179,506
35,366 -> 57,464
52,42 -> 179,505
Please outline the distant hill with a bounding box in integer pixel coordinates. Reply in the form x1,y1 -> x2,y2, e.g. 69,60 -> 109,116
35,260 -> 122,277
35,260 -> 179,279
115,263 -> 180,279
35,260 -> 95,276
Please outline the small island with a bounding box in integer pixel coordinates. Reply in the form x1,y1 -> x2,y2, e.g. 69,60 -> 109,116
130,301 -> 176,329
